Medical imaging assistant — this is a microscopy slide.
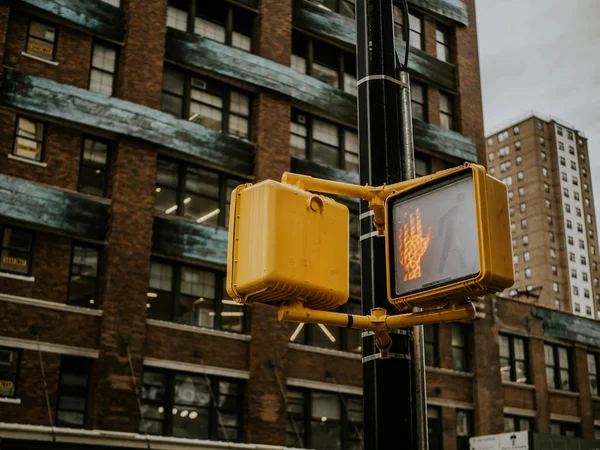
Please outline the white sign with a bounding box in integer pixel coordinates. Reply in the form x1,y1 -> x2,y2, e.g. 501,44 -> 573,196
470,431 -> 529,450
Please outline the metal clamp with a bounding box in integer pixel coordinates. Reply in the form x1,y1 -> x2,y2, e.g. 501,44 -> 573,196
362,352 -> 411,363
357,74 -> 409,88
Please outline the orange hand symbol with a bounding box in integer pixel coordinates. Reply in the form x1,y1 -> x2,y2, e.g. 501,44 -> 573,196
398,208 -> 432,281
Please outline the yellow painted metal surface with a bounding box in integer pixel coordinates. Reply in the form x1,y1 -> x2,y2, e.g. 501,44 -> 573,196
385,164 -> 514,311
226,180 -> 349,310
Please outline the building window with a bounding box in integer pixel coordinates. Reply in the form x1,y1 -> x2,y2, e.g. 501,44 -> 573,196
67,244 -> 100,308
0,347 -> 21,398
498,131 -> 509,143
560,156 -> 566,166
0,226 -> 34,275
568,236 -> 574,246
540,137 -> 545,146
549,231 -> 555,242
588,353 -> 599,396
515,140 -> 521,150
567,130 -> 573,140
292,32 -> 356,95
148,260 -> 246,333
393,6 -> 423,50
286,388 -> 363,449
517,171 -> 524,181
524,268 -> 531,278
26,20 -> 56,60
167,0 -> 254,52
291,110 -> 358,173
581,255 -> 587,265
499,334 -> 528,383
56,356 -> 93,428
435,23 -> 451,62
513,126 -> 520,135
161,67 -> 251,140
513,255 -> 518,265
428,406 -> 443,450
578,223 -> 584,233
89,43 -> 117,96
155,159 -> 240,227
524,251 -> 531,262
574,303 -> 581,313
504,416 -> 532,432
566,204 -> 571,214
559,142 -> 564,151
452,324 -> 469,372
567,220 -> 572,229
456,410 -> 472,450
551,422 -> 579,437
522,236 -> 529,246
78,138 -> 109,197
571,269 -> 577,279
13,117 -> 44,162
141,368 -> 244,441
542,167 -> 548,177
553,282 -> 559,292
545,344 -> 573,391
411,81 -> 427,122
424,324 -> 439,367
439,93 -> 454,130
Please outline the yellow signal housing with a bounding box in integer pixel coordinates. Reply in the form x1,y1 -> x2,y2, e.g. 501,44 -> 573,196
385,164 -> 514,311
227,180 -> 349,310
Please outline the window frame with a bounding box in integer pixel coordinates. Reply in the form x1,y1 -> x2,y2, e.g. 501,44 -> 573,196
13,116 -> 46,163
545,343 -> 574,391
451,323 -> 469,372
424,324 -> 439,368
66,242 -> 101,308
148,258 -> 247,334
439,91 -> 454,131
55,355 -> 93,428
0,347 -> 22,399
504,415 -> 533,432
588,352 -> 599,397
0,226 -> 35,276
25,18 -> 58,61
78,136 -> 111,197
88,41 -> 119,96
499,333 -> 529,383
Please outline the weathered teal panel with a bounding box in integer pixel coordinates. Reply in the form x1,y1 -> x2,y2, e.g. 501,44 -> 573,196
409,0 -> 469,26
535,307 -> 600,347
294,0 -> 458,91
291,158 -> 359,184
0,69 -> 255,176
15,0 -> 125,42
165,29 -> 357,126
152,216 -> 229,268
0,174 -> 109,241
413,119 -> 477,163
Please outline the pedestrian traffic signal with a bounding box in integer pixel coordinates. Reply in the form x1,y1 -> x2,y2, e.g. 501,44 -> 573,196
385,164 -> 514,311
226,180 -> 349,310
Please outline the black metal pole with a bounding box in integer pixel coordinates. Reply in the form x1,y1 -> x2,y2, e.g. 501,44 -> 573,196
356,1 -> 415,449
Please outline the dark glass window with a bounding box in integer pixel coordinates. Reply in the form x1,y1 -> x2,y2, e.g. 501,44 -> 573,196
0,226 -> 34,275
545,344 -> 573,391
424,324 -> 439,367
161,67 -> 252,140
411,81 -> 427,122
428,406 -> 443,450
292,32 -> 357,96
456,410 -> 472,450
67,244 -> 100,308
288,300 -> 361,353
147,260 -> 246,333
89,43 -> 117,96
286,388 -> 363,450
167,0 -> 255,52
0,347 -> 21,398
56,356 -> 93,428
14,117 -> 44,162
290,110 -> 358,173
551,421 -> 579,437
440,92 -> 454,130
588,353 -> 599,396
499,334 -> 528,383
79,138 -> 109,197
504,415 -> 533,432
452,323 -> 469,372
26,20 -> 56,61
154,159 -> 240,227
392,6 -> 423,50
140,368 -> 244,441
435,23 -> 451,62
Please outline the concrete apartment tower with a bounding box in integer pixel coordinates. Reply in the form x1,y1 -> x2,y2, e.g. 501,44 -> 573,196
485,113 -> 600,320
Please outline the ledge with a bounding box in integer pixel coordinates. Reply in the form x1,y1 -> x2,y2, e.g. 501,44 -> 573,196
287,377 -> 362,395
15,0 -> 126,43
426,366 -> 474,378
147,319 -> 250,342
548,388 -> 580,397
503,406 -> 536,418
0,272 -> 35,282
0,398 -> 21,404
0,336 -> 99,358
20,52 -> 58,66
0,173 -> 110,242
427,397 -> 474,410
143,357 -> 250,380
502,380 -> 536,390
287,343 -> 362,360
7,153 -> 48,167
549,413 -> 581,423
0,68 -> 255,177
0,292 -> 103,316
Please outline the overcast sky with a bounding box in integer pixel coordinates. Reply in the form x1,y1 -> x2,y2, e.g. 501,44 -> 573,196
475,0 -> 600,221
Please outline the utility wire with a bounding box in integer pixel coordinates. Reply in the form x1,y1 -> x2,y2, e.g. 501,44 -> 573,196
125,341 -> 151,450
33,330 -> 56,443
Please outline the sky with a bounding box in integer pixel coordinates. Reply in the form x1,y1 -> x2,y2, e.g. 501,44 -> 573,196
475,0 -> 600,222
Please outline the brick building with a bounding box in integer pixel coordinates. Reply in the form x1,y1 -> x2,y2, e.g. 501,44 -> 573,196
0,1 -> 598,450
485,113 -> 600,320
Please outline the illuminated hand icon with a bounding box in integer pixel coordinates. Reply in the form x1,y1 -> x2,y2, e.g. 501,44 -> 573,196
398,208 -> 432,281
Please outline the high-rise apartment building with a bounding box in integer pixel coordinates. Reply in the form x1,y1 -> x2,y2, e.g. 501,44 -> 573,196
0,1 -> 599,450
485,113 -> 599,320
